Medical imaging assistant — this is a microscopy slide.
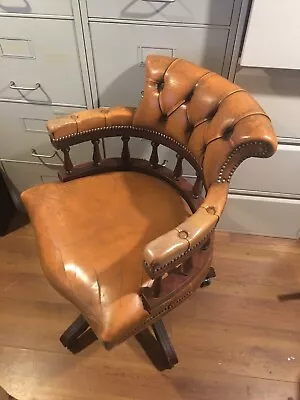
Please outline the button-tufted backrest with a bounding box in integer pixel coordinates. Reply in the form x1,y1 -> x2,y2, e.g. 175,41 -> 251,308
133,55 -> 277,189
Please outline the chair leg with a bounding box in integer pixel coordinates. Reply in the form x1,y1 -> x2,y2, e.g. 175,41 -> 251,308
152,319 -> 178,369
60,314 -> 91,352
200,266 -> 216,288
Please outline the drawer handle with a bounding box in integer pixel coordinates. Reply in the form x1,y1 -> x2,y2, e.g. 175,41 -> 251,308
142,0 -> 176,2
142,0 -> 175,2
31,148 -> 62,161
10,81 -> 41,91
159,160 -> 168,167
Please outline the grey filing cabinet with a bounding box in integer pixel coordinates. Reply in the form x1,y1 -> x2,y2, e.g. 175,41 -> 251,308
0,0 -> 91,195
217,0 -> 300,238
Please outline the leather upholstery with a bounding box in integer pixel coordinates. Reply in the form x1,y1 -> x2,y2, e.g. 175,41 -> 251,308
22,55 -> 277,348
133,56 -> 277,273
21,171 -> 193,344
48,107 -> 135,140
144,181 -> 229,277
133,56 -> 277,188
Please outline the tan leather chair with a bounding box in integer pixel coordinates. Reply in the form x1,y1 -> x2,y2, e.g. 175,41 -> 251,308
22,56 -> 277,369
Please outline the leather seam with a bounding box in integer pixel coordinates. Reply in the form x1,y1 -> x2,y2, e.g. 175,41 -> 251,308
194,117 -> 209,129
217,140 -> 270,183
217,88 -> 246,107
163,57 -> 180,77
159,69 -> 213,121
205,111 -> 271,147
158,58 -> 179,116
175,226 -> 192,251
70,114 -> 79,136
164,72 -> 211,119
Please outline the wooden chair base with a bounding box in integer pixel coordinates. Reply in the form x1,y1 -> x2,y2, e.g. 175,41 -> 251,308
60,315 -> 178,369
59,267 -> 215,366
151,319 -> 178,369
60,314 -> 97,353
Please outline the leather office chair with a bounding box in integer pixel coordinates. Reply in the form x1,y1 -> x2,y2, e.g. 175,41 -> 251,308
21,56 -> 277,369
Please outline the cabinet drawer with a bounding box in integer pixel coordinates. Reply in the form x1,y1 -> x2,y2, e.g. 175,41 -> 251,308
0,17 -> 85,105
87,0 -> 234,26
0,102 -> 94,166
239,0 -> 300,70
230,144 -> 300,196
0,0 -> 72,16
1,160 -> 60,193
217,194 -> 300,239
91,22 -> 228,107
235,67 -> 300,140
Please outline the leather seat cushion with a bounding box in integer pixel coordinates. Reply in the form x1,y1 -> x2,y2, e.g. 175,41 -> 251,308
22,171 -> 192,344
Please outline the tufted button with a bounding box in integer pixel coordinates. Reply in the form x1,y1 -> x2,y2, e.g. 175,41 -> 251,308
185,89 -> 194,103
206,106 -> 219,121
223,125 -> 234,140
160,113 -> 168,121
186,121 -> 194,136
178,230 -> 189,239
157,80 -> 164,92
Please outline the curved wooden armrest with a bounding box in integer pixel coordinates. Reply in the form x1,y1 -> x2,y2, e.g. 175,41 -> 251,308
143,183 -> 229,279
47,107 -> 135,141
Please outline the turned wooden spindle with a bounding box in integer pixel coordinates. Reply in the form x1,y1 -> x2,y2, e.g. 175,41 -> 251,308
150,141 -> 159,168
192,175 -> 202,199
62,147 -> 73,174
121,136 -> 130,165
92,139 -> 102,166
173,154 -> 183,180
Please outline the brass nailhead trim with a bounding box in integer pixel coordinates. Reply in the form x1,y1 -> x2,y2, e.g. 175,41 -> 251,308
110,290 -> 193,347
217,141 -> 269,183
